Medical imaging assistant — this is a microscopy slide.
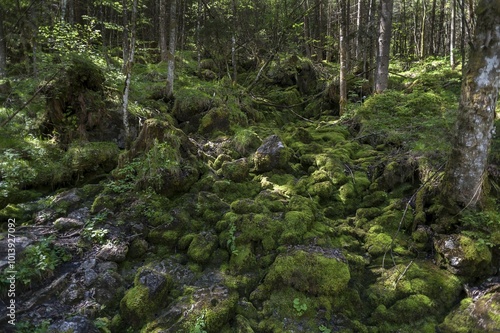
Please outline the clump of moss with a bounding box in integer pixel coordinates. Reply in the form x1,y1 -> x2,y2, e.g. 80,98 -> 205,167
120,266 -> 173,328
187,232 -> 219,264
172,87 -> 214,122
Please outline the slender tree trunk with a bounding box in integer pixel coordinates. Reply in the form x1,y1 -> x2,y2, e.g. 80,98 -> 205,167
0,5 -> 6,78
355,0 -> 363,59
122,0 -> 138,148
375,0 -> 394,93
450,0 -> 456,67
441,0 -> 500,209
303,0 -> 311,58
436,0 -> 445,55
429,0 -> 436,55
196,0 -> 201,74
159,0 -> 168,62
231,0 -> 237,83
122,0 -> 129,73
339,0 -> 348,115
326,0 -> 333,61
165,0 -> 177,99
420,0 -> 426,58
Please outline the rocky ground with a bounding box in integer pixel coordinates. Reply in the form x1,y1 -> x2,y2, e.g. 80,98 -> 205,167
1,56 -> 500,333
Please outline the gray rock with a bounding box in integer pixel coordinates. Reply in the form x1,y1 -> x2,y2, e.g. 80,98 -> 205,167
253,135 -> 290,172
48,315 -> 99,333
53,217 -> 84,231
97,242 -> 128,262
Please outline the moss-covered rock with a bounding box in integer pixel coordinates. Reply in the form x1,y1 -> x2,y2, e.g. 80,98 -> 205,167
221,158 -> 249,182
434,234 -> 492,278
172,87 -> 214,122
187,232 -> 219,264
120,265 -> 173,328
253,135 -> 291,172
254,246 -> 350,297
439,292 -> 500,333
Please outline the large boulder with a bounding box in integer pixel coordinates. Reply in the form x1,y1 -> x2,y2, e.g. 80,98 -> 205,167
253,135 -> 290,173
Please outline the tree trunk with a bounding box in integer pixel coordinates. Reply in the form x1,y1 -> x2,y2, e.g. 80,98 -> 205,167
159,0 -> 168,62
441,0 -> 500,209
0,5 -> 6,78
355,0 -> 363,59
339,0 -> 348,115
122,0 -> 138,148
122,0 -> 129,73
375,0 -> 393,93
450,0 -> 456,67
231,0 -> 237,83
165,0 -> 177,99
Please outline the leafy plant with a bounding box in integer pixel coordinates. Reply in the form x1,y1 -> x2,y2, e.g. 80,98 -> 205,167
16,320 -> 50,333
319,324 -> 332,333
0,236 -> 70,290
82,211 -> 110,244
190,312 -> 207,333
293,298 -> 308,316
227,222 -> 239,256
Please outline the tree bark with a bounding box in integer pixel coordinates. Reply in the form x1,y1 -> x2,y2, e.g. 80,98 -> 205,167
450,0 -> 456,67
441,0 -> 500,209
122,0 -> 138,148
375,0 -> 393,93
159,0 -> 168,62
165,0 -> 177,99
339,0 -> 348,115
0,5 -> 5,78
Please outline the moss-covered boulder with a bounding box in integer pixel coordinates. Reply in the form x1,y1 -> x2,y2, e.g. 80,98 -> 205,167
366,261 -> 463,331
253,246 -> 350,297
120,265 -> 174,328
253,135 -> 291,173
434,234 -> 492,278
128,118 -> 196,160
439,292 -> 500,333
172,87 -> 213,122
220,158 -> 249,182
187,232 -> 219,264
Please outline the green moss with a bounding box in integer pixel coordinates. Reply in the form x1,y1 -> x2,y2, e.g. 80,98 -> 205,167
365,230 -> 393,256
187,232 -> 218,264
220,159 -> 249,183
232,128 -> 262,156
127,238 -> 148,259
229,243 -> 257,274
230,198 -> 261,214
173,87 -> 214,122
120,267 -> 173,328
261,249 -> 350,296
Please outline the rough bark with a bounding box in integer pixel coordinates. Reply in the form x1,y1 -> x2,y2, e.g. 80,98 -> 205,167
339,0 -> 348,115
165,0 -> 177,99
375,0 -> 394,93
450,0 -> 456,67
159,0 -> 168,62
442,0 -> 500,208
0,5 -> 7,78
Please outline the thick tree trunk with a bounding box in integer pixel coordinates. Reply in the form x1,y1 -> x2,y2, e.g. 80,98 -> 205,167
375,0 -> 393,93
442,0 -> 500,208
0,6 -> 7,78
165,0 -> 177,99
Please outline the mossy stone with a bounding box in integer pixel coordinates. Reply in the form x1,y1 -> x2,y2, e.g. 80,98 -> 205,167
120,267 -> 173,328
230,199 -> 261,214
127,238 -> 149,259
187,232 -> 218,264
213,154 -> 232,170
221,158 -> 249,183
262,249 -> 350,296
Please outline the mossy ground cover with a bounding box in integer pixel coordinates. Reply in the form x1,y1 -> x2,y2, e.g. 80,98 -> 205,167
3,54 -> 500,333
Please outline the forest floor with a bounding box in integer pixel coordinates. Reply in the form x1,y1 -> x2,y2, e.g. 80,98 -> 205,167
1,53 -> 500,333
